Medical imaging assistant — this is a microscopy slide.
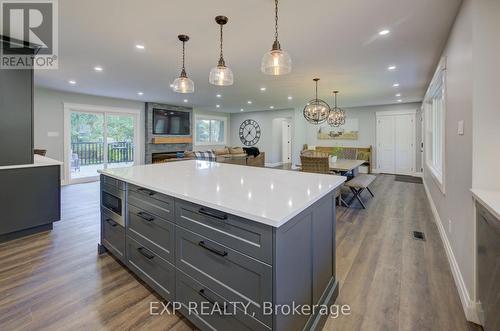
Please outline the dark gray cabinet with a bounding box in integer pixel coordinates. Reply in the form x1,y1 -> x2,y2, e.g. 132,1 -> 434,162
0,36 -> 35,166
99,175 -> 338,331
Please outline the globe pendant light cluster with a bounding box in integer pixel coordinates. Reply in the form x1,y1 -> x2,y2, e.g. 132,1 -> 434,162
261,0 -> 292,75
303,78 -> 331,124
209,16 -> 234,86
172,35 -> 194,94
327,91 -> 346,127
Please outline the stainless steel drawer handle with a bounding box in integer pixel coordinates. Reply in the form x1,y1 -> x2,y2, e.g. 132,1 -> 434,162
137,188 -> 156,196
106,219 -> 118,227
198,208 -> 228,220
137,247 -> 155,259
198,241 -> 228,257
137,211 -> 155,222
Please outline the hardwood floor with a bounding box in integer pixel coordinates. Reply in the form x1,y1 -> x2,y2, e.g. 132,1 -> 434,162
0,175 -> 478,331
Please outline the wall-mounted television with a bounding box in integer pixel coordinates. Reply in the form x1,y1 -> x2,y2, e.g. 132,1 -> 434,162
153,109 -> 190,135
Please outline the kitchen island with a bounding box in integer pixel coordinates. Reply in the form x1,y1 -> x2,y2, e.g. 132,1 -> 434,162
98,160 -> 345,331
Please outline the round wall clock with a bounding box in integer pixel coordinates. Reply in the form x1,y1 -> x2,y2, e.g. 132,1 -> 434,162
239,119 -> 261,146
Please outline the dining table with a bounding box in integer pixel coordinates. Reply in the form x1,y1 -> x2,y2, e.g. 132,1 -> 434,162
329,159 -> 365,177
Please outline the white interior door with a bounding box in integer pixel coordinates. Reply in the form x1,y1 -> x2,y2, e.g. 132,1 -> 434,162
377,116 -> 396,173
395,114 -> 415,174
281,120 -> 291,164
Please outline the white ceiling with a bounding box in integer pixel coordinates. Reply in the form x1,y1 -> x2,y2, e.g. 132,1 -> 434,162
34,0 -> 462,113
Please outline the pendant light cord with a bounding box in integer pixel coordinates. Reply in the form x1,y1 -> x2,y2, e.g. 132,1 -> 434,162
182,41 -> 186,71
219,24 -> 224,64
315,80 -> 318,100
275,0 -> 279,43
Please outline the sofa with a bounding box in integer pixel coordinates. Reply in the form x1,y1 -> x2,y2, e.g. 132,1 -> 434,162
183,147 -> 266,167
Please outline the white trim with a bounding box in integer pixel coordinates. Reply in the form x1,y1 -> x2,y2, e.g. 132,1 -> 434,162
375,109 -> 417,117
63,103 -> 141,185
193,114 -> 228,146
265,162 -> 283,168
423,181 -> 480,324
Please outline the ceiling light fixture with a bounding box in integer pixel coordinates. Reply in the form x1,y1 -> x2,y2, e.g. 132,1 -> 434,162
395,93 -> 401,97
137,91 -> 144,96
388,65 -> 397,70
216,94 -> 222,98
216,104 -> 220,108
397,99 -> 403,103
288,96 -> 292,100
303,78 -> 330,125
68,80 -> 76,85
260,87 -> 266,91
393,83 -> 400,87
379,29 -> 390,36
240,108 -> 244,112
327,91 -> 346,127
270,106 -> 274,109
209,16 -> 234,86
135,44 -> 145,50
94,66 -> 103,72
261,0 -> 291,75
183,99 -> 188,103
247,100 -> 252,104
172,35 -> 195,93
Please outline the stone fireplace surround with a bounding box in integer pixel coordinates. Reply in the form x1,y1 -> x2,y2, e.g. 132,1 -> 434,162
145,102 -> 192,164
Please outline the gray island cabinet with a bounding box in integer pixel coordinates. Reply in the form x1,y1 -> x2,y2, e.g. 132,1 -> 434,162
98,160 -> 345,331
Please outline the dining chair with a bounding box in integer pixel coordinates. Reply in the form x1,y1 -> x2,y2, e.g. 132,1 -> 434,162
300,155 -> 330,174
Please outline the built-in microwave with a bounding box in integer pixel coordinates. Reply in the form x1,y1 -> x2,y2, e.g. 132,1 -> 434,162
101,183 -> 125,226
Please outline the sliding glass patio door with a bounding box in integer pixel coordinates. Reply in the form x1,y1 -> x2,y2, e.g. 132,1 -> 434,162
66,107 -> 138,184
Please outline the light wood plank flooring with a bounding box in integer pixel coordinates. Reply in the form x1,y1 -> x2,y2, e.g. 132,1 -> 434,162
0,175 -> 478,331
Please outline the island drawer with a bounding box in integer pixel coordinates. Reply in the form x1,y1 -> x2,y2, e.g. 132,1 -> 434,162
175,200 -> 273,264
176,270 -> 270,331
127,203 -> 175,263
176,227 -> 272,326
128,185 -> 174,221
127,235 -> 175,301
101,212 -> 125,262
101,175 -> 126,190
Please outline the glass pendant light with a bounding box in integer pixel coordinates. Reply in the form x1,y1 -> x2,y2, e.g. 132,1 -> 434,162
303,78 -> 330,124
209,16 -> 234,86
261,0 -> 291,75
172,35 -> 194,93
327,91 -> 347,127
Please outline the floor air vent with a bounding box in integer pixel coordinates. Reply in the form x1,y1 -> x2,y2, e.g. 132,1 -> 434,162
395,175 -> 423,184
413,231 -> 426,241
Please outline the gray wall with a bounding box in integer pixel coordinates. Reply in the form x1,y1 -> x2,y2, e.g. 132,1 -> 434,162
230,108 -> 305,165
423,0 -> 475,306
304,102 -> 422,167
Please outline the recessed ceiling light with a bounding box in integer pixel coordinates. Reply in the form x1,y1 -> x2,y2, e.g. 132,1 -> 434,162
94,66 -> 103,72
68,80 -> 76,85
395,93 -> 401,97
379,29 -> 390,36
183,99 -> 188,103
260,87 -> 266,92
397,99 -> 403,103
170,84 -> 174,88
216,94 -> 222,98
240,108 -> 244,112
247,101 -> 252,104
137,91 -> 144,96
269,106 -> 274,109
135,44 -> 145,50
287,96 -> 293,100
388,65 -> 397,70
393,83 -> 400,87
216,104 -> 220,108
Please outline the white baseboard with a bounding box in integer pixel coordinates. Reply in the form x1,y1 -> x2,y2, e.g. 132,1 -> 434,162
423,181 -> 480,324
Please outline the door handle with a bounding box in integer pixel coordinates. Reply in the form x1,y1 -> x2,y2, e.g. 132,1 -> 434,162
137,211 -> 155,222
106,219 -> 118,227
198,241 -> 228,257
137,247 -> 155,259
198,208 -> 228,220
137,188 -> 156,196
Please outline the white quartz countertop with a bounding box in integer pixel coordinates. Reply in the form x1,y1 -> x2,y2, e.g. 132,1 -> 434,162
99,160 -> 346,227
0,155 -> 62,170
471,188 -> 500,221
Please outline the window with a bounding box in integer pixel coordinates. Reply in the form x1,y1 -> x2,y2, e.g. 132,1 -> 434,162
424,57 -> 446,192
194,115 -> 227,145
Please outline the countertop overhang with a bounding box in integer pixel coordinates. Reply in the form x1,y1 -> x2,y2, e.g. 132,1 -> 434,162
0,155 -> 62,170
99,160 -> 346,227
471,188 -> 500,221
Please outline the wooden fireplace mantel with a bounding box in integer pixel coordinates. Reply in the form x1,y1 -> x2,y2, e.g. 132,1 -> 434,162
152,137 -> 193,144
